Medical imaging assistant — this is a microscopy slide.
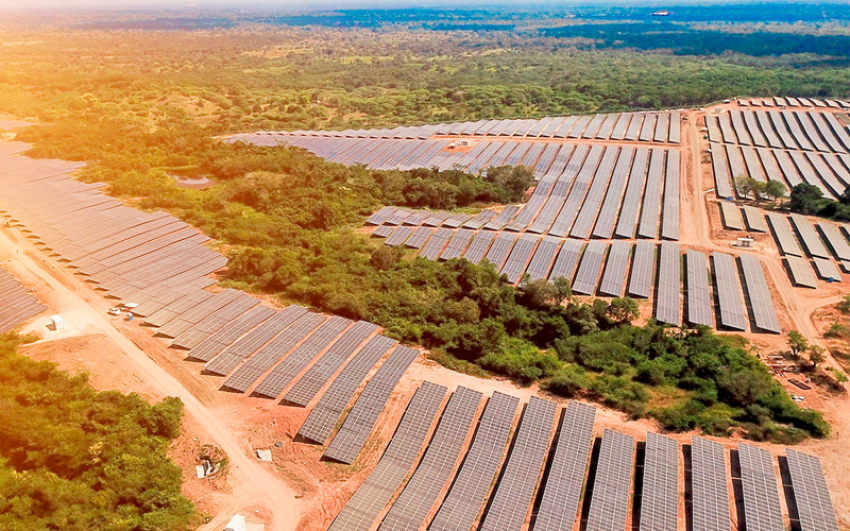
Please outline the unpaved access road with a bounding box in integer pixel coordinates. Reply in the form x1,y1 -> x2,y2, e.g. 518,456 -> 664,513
0,224 -> 300,531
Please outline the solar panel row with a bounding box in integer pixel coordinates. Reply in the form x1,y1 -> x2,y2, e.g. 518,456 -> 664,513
479,396 -> 558,531
327,381 -> 448,531
691,436 -> 731,531
324,346 -> 420,464
738,443 -> 784,531
586,429 -> 635,531
640,432 -> 679,531
0,267 -> 46,334
379,387 -> 482,531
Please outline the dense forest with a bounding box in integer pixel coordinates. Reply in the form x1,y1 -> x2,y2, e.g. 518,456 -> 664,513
0,333 -> 194,531
1,9 -> 844,443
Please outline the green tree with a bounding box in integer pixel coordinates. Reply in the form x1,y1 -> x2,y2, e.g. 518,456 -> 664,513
787,330 -> 808,359
606,297 -> 640,324
808,345 -> 825,371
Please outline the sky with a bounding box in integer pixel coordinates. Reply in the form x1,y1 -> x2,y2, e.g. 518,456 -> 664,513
2,0 -> 841,10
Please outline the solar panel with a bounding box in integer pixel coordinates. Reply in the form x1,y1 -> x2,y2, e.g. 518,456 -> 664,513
385,226 -> 414,246
629,241 -> 656,299
500,233 -> 538,284
739,254 -> 781,334
372,224 -> 394,238
378,387 -> 482,531
570,147 -> 619,239
711,253 -> 747,331
661,150 -> 681,240
655,242 -> 681,326
813,257 -> 841,281
406,226 -> 435,249
615,148 -> 650,237
548,239 -> 584,284
686,250 -> 713,327
439,229 -> 475,261
710,144 -> 735,200
549,145 -> 605,237
463,210 -> 497,230
767,213 -> 804,257
0,268 -> 46,334
742,206 -> 768,233
429,392 -> 519,531
790,214 -> 831,259
252,316 -> 353,399
483,205 -> 520,231
282,321 -> 379,407
785,256 -> 818,288
817,222 -> 850,261
420,228 -> 454,261
327,382 -> 447,531
204,305 -> 309,376
737,443 -> 783,531
690,436 -> 731,531
572,241 -> 607,295
522,236 -> 560,284
785,449 -> 839,531
479,396 -> 558,531
222,312 -> 328,393
297,335 -> 397,444
585,429 -> 635,531
323,345 -> 420,464
599,241 -> 631,297
640,432 -> 679,531
533,401 -> 596,531
482,232 -> 518,270
592,146 -> 635,239
461,230 -> 497,264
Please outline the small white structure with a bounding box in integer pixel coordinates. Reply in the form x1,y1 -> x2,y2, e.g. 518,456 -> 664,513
224,515 -> 247,531
736,237 -> 754,248
459,139 -> 471,147
256,449 -> 273,462
195,460 -> 212,478
50,315 -> 65,331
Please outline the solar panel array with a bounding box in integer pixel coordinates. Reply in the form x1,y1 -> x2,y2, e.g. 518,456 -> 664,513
690,436 -> 731,531
599,240 -> 631,297
706,109 -> 850,200
479,396 -> 558,531
572,240 -> 607,295
327,381 -> 447,531
429,392 -> 519,531
785,449 -> 840,531
186,306 -> 277,361
737,443 -> 783,531
222,312 -> 328,393
785,256 -> 818,289
655,242 -> 681,325
712,252 -> 748,331
324,346 -> 421,464
0,148 -> 229,316
0,267 -> 46,334
739,255 -> 782,334
533,401 -> 596,531
629,241 -> 656,299
282,321 -> 379,407
252,316 -> 353,399
366,146 -> 678,242
585,429 -> 635,531
204,305 -> 309,376
640,432 -> 679,531
378,387 -> 482,531
686,250 -> 713,327
297,335 -> 398,444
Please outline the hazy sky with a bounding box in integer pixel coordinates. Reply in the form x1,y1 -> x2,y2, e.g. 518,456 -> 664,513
3,0 -> 835,10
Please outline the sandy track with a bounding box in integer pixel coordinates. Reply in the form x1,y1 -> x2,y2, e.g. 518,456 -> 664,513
0,226 -> 299,531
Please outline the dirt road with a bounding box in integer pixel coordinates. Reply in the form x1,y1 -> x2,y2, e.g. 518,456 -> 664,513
0,225 -> 300,531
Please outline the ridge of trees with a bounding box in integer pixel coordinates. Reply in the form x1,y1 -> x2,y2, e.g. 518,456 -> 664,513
0,333 -> 194,531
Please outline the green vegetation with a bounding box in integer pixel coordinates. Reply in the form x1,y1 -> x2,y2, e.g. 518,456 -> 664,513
788,182 -> 850,221
734,175 -> 787,204
0,333 -> 193,531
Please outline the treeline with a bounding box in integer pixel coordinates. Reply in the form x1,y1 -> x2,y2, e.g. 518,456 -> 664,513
789,182 -> 850,222
0,333 -> 194,531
